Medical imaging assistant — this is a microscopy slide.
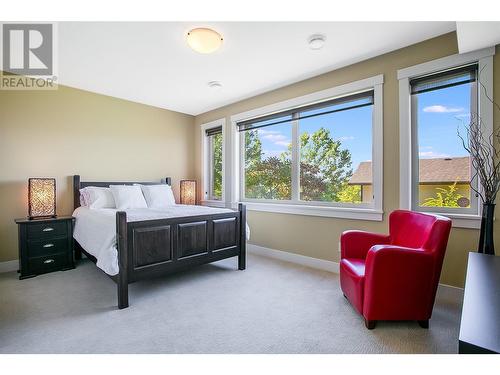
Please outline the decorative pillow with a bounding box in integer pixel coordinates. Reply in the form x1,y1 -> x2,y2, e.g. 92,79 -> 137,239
80,194 -> 87,207
136,184 -> 176,209
80,187 -> 116,209
109,185 -> 148,210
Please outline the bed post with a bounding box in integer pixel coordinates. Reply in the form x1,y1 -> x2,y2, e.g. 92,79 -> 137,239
73,175 -> 82,260
238,203 -> 246,270
73,175 -> 81,210
116,211 -> 129,309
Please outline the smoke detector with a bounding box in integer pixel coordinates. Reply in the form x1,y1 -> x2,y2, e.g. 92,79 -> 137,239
308,34 -> 326,50
208,81 -> 222,89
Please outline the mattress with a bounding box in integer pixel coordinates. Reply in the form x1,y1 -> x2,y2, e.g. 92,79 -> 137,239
73,205 -> 249,276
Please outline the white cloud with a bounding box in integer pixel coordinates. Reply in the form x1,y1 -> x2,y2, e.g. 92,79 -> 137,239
262,150 -> 284,158
423,105 -> 464,113
454,113 -> 471,119
339,136 -> 355,141
419,151 -> 450,158
260,132 -> 291,147
275,141 -> 291,147
258,129 -> 280,135
418,146 -> 450,158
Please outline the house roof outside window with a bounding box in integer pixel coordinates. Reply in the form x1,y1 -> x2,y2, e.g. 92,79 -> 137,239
349,157 -> 470,185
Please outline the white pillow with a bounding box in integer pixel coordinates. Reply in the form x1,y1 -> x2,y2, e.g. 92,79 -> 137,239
80,187 -> 116,209
136,184 -> 176,209
110,185 -> 148,210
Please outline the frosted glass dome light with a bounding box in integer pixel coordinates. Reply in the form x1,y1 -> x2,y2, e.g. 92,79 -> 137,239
187,28 -> 223,54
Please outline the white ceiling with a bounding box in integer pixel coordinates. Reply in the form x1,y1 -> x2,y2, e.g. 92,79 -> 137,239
57,22 -> 458,115
456,21 -> 500,54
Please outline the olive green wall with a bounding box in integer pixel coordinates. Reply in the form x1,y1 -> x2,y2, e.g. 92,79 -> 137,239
195,32 -> 500,287
0,85 -> 196,263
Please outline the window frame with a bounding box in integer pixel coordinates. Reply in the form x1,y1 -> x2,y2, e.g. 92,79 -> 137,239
200,118 -> 226,208
230,75 -> 384,221
207,130 -> 223,201
410,65 -> 479,216
398,47 -> 495,229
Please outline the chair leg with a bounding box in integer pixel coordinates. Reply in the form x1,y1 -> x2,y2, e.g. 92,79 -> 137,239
365,319 -> 376,330
418,320 -> 429,329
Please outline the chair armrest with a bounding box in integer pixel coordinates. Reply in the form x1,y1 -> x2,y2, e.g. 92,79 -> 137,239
365,245 -> 434,276
364,245 -> 436,316
363,245 -> 439,320
340,230 -> 390,259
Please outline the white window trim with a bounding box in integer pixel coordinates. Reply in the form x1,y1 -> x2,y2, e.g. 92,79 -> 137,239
398,47 -> 495,229
230,74 -> 384,221
200,118 -> 226,208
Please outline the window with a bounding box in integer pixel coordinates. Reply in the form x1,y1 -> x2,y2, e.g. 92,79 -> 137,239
237,90 -> 375,207
201,120 -> 225,205
299,94 -> 373,204
398,47 -> 495,228
410,65 -> 478,214
242,115 -> 292,200
206,127 -> 223,200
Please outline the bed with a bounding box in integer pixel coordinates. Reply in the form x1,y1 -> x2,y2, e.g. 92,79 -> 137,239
72,175 -> 246,309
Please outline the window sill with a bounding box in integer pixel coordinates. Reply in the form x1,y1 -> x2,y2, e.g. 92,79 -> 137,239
200,200 -> 227,208
436,213 -> 481,229
242,201 -> 383,221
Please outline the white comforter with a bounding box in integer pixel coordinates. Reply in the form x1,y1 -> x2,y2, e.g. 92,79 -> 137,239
73,205 -> 249,276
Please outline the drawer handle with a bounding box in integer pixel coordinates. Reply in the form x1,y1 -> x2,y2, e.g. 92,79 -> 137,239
43,259 -> 55,264
43,243 -> 54,248
42,227 -> 54,232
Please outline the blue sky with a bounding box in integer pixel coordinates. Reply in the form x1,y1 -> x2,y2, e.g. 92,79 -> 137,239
256,82 -> 471,172
416,83 -> 471,158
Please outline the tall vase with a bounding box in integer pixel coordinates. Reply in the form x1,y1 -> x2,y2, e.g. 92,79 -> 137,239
478,203 -> 495,255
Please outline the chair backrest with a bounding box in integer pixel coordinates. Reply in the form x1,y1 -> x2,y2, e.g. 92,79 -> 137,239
389,210 -> 451,254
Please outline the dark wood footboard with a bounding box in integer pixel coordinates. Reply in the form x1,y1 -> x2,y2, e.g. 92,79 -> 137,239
73,175 -> 246,309
115,204 -> 246,309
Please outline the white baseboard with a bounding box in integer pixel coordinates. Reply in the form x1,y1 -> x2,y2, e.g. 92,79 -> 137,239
247,244 -> 340,273
0,259 -> 18,273
246,243 -> 463,291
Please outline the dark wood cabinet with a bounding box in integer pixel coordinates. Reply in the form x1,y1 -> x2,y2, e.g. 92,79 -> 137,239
15,216 -> 75,279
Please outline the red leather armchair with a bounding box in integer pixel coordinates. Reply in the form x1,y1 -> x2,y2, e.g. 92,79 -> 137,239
340,210 -> 452,329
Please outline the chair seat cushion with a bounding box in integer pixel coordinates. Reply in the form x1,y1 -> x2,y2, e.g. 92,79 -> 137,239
340,258 -> 366,314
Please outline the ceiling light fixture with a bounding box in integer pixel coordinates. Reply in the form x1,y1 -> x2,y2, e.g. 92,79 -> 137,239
308,34 -> 326,50
187,28 -> 223,54
208,81 -> 222,89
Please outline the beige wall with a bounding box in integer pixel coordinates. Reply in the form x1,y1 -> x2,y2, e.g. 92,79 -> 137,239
0,85 -> 195,262
195,32 -> 500,288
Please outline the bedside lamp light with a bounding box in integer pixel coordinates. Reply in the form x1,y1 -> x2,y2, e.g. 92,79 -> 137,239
180,180 -> 196,205
28,178 -> 56,219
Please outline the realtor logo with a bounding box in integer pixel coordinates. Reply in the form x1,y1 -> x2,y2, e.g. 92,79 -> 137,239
1,23 -> 58,90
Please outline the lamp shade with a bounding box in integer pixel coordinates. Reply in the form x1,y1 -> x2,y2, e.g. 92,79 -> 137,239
28,178 -> 56,219
180,180 -> 196,205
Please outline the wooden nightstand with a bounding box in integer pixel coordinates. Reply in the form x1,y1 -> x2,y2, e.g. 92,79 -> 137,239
15,216 -> 75,280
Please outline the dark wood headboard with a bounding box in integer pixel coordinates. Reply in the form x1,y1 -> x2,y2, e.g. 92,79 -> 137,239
73,175 -> 172,211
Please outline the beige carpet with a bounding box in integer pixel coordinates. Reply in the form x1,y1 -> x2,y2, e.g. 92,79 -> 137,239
0,253 -> 463,353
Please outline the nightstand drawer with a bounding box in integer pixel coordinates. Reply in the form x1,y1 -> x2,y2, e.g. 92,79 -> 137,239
28,253 -> 68,273
27,237 -> 69,257
16,216 -> 75,279
27,221 -> 67,239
